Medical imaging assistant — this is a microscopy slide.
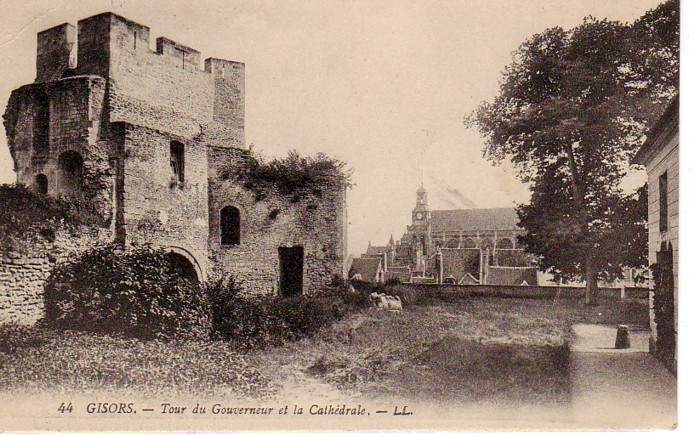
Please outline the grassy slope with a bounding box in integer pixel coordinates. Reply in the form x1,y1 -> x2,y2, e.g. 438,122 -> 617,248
0,297 -> 647,403
0,329 -> 275,399
251,297 -> 648,405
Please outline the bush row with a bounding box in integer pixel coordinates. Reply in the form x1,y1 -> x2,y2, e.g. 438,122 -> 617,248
41,244 -> 372,348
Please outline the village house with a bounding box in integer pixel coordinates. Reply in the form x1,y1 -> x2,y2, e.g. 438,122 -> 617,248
633,94 -> 678,372
1,12 -> 348,324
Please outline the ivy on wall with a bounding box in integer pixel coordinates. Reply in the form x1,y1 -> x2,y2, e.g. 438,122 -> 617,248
219,150 -> 352,202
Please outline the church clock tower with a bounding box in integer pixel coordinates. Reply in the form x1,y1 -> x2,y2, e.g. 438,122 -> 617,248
410,184 -> 431,274
412,184 -> 430,226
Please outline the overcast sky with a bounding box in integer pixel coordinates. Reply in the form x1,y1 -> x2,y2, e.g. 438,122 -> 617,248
0,0 -> 667,254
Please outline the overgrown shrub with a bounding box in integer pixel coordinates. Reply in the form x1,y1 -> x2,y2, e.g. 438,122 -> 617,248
44,244 -> 210,340
219,150 -> 352,202
208,276 -> 365,350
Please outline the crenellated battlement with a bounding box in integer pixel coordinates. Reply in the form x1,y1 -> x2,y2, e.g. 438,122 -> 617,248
36,12 -> 243,81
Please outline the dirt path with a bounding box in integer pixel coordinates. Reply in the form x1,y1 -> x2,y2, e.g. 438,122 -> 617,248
569,324 -> 677,430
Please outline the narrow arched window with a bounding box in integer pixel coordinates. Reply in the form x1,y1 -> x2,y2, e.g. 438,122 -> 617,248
170,141 -> 185,184
35,173 -> 48,194
221,206 -> 240,246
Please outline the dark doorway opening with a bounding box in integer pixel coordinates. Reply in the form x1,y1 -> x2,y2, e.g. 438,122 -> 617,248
166,252 -> 199,284
279,246 -> 304,297
35,173 -> 48,194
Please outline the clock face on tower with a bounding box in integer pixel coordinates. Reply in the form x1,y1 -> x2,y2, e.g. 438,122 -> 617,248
416,212 -> 423,220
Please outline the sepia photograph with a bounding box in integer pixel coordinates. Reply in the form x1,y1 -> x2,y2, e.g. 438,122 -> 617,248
0,0 -> 681,432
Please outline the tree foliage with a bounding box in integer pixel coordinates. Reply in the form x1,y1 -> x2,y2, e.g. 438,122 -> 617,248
467,1 -> 678,300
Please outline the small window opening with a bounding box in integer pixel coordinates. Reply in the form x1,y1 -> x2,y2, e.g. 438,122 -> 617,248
170,141 -> 185,184
35,173 -> 48,194
221,206 -> 241,246
134,32 -> 138,49
659,171 -> 668,232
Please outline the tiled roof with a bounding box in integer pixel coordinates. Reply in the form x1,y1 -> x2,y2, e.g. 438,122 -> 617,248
430,208 -> 519,233
486,266 -> 538,286
459,273 -> 480,285
495,249 -> 534,267
365,245 -> 389,256
349,257 -> 381,282
443,248 -> 479,283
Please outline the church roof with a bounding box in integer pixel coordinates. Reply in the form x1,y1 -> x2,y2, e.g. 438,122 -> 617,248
349,257 -> 382,282
430,208 -> 519,233
486,266 -> 538,286
438,248 -> 479,283
365,245 -> 388,256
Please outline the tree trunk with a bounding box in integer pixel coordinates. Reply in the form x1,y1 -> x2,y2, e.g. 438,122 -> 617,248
584,251 -> 599,306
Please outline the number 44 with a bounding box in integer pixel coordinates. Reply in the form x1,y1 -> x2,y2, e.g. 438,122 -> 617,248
58,402 -> 73,413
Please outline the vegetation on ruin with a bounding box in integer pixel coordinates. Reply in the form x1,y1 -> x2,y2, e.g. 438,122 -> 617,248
207,275 -> 370,350
220,150 -> 353,202
43,243 -> 369,347
0,184 -> 105,251
44,244 -> 211,340
466,0 -> 678,304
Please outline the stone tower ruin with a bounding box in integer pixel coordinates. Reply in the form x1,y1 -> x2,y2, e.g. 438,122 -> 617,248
2,13 -> 348,323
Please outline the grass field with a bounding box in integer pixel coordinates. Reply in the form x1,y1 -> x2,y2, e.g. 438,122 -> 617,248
252,297 -> 648,405
0,296 -> 648,403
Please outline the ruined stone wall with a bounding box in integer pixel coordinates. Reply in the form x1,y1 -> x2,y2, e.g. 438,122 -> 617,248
207,147 -> 347,295
121,124 -> 209,279
0,227 -> 110,325
67,13 -> 245,147
3,76 -> 113,220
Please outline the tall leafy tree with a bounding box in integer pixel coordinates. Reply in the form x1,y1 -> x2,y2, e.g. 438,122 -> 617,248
467,1 -> 678,304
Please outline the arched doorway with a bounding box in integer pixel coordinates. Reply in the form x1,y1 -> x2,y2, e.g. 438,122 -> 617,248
166,251 -> 199,284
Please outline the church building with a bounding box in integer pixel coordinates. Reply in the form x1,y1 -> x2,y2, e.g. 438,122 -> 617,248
353,185 -> 537,285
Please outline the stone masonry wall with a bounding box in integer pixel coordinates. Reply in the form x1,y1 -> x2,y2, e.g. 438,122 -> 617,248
121,124 -> 209,279
4,76 -> 112,221
70,13 -> 245,146
0,226 -> 110,325
207,147 -> 347,295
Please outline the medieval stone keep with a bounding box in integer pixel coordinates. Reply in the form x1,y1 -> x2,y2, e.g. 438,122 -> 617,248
2,12 -> 348,323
